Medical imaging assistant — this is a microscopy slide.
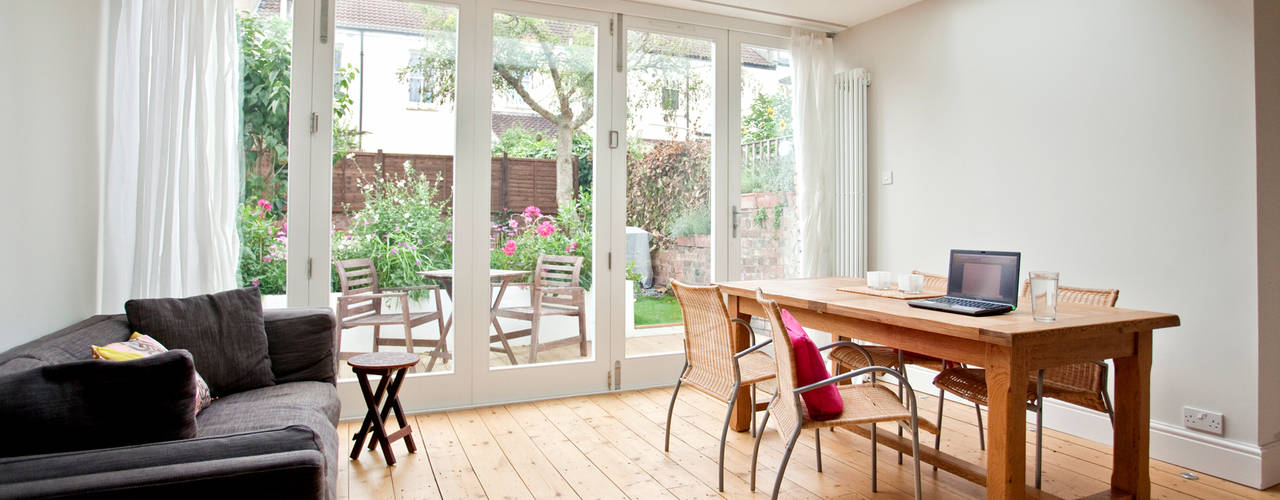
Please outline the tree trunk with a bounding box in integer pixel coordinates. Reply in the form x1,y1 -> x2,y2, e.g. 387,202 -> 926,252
555,125 -> 575,204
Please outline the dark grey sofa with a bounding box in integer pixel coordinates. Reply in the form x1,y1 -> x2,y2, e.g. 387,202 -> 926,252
0,308 -> 340,500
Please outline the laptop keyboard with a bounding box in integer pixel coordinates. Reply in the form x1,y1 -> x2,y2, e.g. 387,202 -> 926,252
928,296 -> 1002,309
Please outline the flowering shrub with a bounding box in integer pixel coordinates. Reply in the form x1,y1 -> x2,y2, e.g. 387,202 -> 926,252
237,199 -> 288,294
489,189 -> 594,289
332,161 -> 453,299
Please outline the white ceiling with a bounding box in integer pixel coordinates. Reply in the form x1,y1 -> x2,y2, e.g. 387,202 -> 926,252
631,0 -> 923,32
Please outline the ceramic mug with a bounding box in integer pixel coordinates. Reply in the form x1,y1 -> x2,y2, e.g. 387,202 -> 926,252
898,274 -> 924,294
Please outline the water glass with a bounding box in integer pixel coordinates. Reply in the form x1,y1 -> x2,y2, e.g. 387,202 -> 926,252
1029,271 -> 1059,322
867,271 -> 893,290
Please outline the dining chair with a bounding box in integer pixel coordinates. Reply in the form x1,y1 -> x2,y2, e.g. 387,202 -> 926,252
931,282 -> 1120,489
750,288 -> 923,500
826,270 -> 953,462
665,281 -> 775,492
334,258 -> 447,368
493,254 -> 587,363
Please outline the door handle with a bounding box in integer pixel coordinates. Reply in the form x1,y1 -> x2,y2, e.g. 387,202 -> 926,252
609,130 -> 619,149
731,205 -> 739,238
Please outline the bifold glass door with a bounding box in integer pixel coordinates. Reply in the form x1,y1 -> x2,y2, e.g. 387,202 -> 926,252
284,0 -> 790,412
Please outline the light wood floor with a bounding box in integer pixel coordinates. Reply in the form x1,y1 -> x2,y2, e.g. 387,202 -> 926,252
338,387 -> 1280,500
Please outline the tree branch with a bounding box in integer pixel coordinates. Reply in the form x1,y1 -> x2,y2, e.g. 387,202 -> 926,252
494,65 -> 565,126
570,105 -> 594,129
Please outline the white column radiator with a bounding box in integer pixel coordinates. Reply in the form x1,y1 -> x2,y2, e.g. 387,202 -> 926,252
835,69 -> 870,278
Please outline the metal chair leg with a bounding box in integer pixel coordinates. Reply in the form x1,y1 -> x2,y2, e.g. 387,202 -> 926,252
770,427 -> 803,500
815,428 -> 822,472
750,406 -> 773,491
871,422 -> 878,492
751,384 -> 757,438
718,393 -> 737,492
896,351 -> 904,465
1102,388 -> 1116,427
664,377 -> 682,452
1035,369 -> 1044,490
933,388 -> 945,471
975,402 -> 986,451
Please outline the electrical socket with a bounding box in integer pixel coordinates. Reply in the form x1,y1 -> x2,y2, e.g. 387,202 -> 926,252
1183,407 -> 1224,436
881,171 -> 894,185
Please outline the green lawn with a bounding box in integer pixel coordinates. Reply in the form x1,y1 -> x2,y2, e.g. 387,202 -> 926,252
634,294 -> 683,326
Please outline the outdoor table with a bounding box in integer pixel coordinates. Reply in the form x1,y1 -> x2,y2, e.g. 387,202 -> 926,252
417,269 -> 530,365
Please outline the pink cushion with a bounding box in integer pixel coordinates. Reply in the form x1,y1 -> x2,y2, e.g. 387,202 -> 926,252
780,309 -> 843,421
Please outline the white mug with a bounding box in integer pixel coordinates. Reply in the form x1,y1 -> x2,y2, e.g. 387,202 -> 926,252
898,274 -> 924,294
867,271 -> 893,290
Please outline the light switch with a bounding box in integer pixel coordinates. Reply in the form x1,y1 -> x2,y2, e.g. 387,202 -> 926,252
881,171 -> 894,185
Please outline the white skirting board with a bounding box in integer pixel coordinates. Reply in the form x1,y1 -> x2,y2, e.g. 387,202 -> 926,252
902,365 -> 1278,490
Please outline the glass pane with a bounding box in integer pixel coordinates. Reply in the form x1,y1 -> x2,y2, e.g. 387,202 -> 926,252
738,44 -> 797,280
236,5 -> 292,308
624,30 -> 715,357
329,0 -> 459,377
488,13 -> 597,368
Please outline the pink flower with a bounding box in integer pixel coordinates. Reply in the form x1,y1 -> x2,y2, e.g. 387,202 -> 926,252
251,279 -> 260,287
565,241 -> 578,253
523,206 -> 542,218
508,220 -> 519,229
262,256 -> 272,262
503,240 -> 517,256
536,221 -> 556,237
257,199 -> 272,211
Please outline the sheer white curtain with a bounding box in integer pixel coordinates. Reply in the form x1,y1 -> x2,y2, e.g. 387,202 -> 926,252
791,29 -> 837,277
101,0 -> 241,310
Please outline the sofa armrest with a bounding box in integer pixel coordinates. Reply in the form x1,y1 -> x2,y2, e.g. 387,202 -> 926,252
0,426 -> 326,499
264,308 -> 337,384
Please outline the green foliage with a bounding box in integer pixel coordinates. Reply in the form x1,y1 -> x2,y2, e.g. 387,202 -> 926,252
626,139 -> 711,249
741,89 -> 792,143
668,203 -> 711,237
237,10 -> 359,210
332,162 -> 454,299
633,294 -> 683,326
740,154 -> 796,194
627,32 -> 711,136
237,200 -> 287,294
752,207 -> 769,226
489,190 -> 594,289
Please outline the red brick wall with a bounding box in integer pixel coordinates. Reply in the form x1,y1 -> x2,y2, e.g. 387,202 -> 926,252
650,191 -> 800,289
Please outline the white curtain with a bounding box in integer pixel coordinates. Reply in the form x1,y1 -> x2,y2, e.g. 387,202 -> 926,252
791,29 -> 837,277
101,0 -> 241,311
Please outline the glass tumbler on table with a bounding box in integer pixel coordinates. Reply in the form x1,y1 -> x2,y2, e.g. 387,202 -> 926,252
1029,271 -> 1059,322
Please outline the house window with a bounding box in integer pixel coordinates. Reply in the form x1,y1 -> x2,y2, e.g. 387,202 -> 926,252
407,51 -> 433,104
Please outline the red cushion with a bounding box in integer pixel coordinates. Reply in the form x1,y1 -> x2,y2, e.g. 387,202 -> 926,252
780,309 -> 843,421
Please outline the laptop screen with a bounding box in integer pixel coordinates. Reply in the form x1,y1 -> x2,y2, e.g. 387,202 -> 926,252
946,250 -> 1021,304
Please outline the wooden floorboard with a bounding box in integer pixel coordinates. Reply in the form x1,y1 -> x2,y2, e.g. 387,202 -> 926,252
339,388 -> 1280,500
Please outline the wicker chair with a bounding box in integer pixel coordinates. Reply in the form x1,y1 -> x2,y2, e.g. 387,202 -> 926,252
665,281 -> 775,492
932,282 -> 1120,489
334,258 -> 447,368
826,270 -> 953,462
750,288 -> 923,500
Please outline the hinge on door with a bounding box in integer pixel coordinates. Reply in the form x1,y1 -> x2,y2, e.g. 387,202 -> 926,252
609,17 -> 614,36
615,14 -> 624,73
306,257 -> 313,279
606,370 -> 612,390
731,205 -> 740,238
608,252 -> 612,270
613,361 -> 622,390
310,112 -> 319,134
608,130 -> 619,149
319,0 -> 330,43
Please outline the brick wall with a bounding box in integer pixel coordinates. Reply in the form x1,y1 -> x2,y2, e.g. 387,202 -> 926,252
650,191 -> 800,288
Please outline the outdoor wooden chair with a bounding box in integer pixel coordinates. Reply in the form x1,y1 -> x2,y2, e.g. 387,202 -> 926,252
750,288 -> 923,500
932,282 -> 1120,489
334,258 -> 448,369
664,281 -> 775,492
493,254 -> 587,364
826,270 -> 951,462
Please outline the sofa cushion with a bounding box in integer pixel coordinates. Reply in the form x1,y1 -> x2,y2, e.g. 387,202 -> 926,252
126,287 -> 274,397
93,333 -> 214,415
197,381 -> 339,494
0,350 -> 198,458
0,316 -> 131,376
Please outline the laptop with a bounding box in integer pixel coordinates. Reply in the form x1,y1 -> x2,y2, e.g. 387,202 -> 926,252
907,249 -> 1021,316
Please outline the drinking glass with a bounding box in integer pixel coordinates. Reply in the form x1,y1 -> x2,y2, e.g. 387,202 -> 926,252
1029,271 -> 1059,322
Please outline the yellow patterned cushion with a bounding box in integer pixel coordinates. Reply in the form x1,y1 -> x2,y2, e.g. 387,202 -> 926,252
92,333 -> 214,415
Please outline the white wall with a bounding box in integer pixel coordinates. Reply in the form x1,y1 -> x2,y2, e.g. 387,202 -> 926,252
835,0 -> 1269,486
0,2 -> 105,350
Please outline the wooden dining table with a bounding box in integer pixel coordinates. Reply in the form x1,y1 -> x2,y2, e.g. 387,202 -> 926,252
717,277 -> 1180,500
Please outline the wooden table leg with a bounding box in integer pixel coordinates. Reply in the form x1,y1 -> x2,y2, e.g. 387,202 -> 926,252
985,344 -> 1028,500
427,278 -> 454,371
351,371 -> 392,461
1112,330 -> 1152,499
490,278 -> 518,365
725,295 -> 753,433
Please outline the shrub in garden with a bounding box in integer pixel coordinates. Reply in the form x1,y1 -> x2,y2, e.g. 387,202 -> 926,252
490,189 -> 594,289
332,161 -> 453,299
237,199 -> 287,294
625,138 -> 710,251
